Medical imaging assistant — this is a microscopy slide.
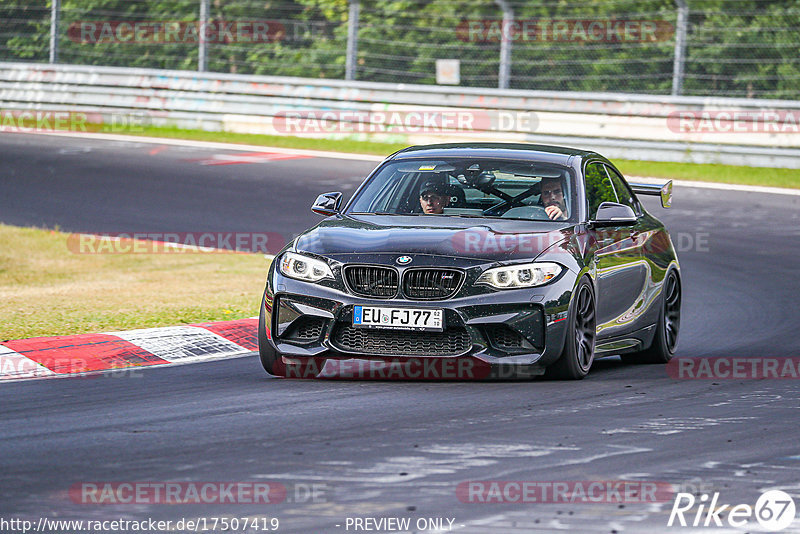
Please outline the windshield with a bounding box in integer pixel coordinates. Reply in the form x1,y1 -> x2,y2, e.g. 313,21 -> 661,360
346,158 -> 576,222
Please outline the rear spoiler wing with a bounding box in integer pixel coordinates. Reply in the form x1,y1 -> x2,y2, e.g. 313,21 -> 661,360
629,180 -> 672,208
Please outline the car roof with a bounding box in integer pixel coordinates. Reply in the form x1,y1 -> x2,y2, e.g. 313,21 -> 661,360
389,142 -> 598,165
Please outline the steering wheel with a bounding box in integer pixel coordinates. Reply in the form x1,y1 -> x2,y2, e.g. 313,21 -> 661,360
498,205 -> 549,219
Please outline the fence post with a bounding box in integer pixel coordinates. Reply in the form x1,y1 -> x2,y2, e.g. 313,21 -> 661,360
671,0 -> 688,96
49,0 -> 60,63
198,0 -> 210,72
494,0 -> 513,89
345,0 -> 360,80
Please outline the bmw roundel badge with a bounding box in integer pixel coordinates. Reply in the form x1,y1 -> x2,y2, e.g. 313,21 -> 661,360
396,256 -> 412,265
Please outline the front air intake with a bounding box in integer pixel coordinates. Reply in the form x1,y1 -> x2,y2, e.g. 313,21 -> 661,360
402,268 -> 464,300
344,265 -> 399,298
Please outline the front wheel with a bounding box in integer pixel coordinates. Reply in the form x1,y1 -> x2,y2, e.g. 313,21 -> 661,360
544,277 -> 596,380
622,269 -> 681,364
258,294 -> 285,377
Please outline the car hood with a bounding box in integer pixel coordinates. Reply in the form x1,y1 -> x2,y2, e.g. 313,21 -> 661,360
294,214 -> 575,261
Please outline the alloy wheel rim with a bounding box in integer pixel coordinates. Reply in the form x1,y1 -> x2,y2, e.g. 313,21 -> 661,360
664,273 -> 681,352
574,285 -> 596,371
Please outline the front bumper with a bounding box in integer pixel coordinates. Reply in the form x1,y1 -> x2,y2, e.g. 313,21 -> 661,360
262,260 -> 577,375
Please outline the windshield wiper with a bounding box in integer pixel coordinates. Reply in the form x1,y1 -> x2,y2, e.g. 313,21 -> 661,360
352,212 -> 421,216
450,213 -> 509,220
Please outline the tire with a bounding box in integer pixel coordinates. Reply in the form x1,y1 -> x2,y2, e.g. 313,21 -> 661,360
621,269 -> 681,364
544,277 -> 596,380
258,294 -> 285,377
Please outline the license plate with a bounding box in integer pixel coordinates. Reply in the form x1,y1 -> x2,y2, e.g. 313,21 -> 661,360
353,306 -> 443,332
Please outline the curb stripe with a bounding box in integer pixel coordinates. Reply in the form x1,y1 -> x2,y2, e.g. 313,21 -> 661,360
0,319 -> 259,381
107,326 -> 251,364
3,334 -> 168,374
0,346 -> 56,379
197,151 -> 312,166
191,318 -> 259,351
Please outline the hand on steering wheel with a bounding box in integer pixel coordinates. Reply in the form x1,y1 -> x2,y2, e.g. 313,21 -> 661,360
545,205 -> 564,220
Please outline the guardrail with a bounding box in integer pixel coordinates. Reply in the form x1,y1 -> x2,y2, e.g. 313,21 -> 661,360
2,62 -> 799,168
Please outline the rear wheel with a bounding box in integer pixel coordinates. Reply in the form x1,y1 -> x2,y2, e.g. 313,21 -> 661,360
545,277 -> 596,380
258,294 -> 285,377
622,270 -> 681,364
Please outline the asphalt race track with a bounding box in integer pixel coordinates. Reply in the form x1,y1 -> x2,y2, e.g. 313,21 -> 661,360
1,133 -> 800,533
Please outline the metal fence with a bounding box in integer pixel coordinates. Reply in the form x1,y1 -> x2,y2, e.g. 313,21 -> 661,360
1,0 -> 798,100
3,62 -> 800,168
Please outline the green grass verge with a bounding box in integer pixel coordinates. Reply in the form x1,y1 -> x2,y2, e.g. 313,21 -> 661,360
121,125 -> 800,190
126,125 -> 408,156
614,159 -> 800,189
0,224 -> 269,341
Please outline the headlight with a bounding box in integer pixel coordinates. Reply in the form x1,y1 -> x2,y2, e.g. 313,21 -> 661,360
476,262 -> 562,289
279,252 -> 334,282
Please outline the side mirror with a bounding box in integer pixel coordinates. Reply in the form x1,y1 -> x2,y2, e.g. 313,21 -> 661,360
629,180 -> 672,209
311,192 -> 342,216
660,180 -> 673,208
591,202 -> 637,227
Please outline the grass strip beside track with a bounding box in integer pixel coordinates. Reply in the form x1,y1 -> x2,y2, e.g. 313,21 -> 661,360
614,159 -> 799,189
120,126 -> 800,190
126,126 -> 409,156
0,224 -> 269,341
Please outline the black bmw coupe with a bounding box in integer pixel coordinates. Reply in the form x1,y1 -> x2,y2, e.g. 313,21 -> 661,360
258,143 -> 680,380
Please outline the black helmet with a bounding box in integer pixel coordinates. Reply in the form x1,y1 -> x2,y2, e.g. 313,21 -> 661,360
419,179 -> 448,196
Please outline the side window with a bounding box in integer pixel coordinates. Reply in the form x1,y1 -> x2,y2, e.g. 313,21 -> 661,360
604,165 -> 640,215
584,162 -> 618,219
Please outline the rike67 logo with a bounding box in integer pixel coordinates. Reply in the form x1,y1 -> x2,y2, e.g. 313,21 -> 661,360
668,490 -> 796,531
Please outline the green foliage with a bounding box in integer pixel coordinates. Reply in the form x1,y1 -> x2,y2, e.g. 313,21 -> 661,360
0,0 -> 797,98
1,1 -> 50,61
682,0 -> 800,99
584,162 -> 618,218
